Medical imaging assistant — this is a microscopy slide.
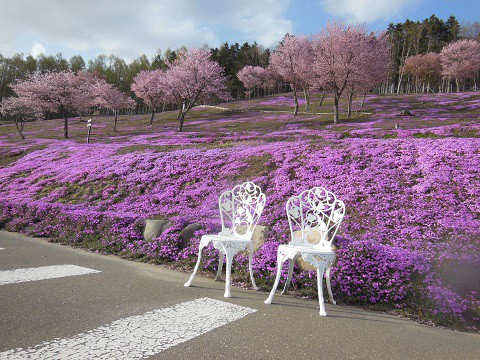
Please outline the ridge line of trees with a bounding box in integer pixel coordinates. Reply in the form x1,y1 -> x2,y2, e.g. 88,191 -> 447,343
1,15 -> 478,102
1,15 -> 479,138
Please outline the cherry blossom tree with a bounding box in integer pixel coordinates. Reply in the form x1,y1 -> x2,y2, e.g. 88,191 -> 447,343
131,69 -> 167,125
11,71 -> 100,138
360,36 -> 392,109
237,66 -> 265,98
313,21 -> 378,124
93,80 -> 134,131
74,71 -> 103,116
440,39 -> 480,91
344,33 -> 392,116
262,65 -> 282,95
164,48 -> 231,132
269,35 -> 314,115
403,52 -> 442,93
0,96 -> 40,139
402,53 -> 442,93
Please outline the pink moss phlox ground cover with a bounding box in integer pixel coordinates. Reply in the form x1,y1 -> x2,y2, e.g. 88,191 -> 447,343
0,92 -> 479,330
259,95 -> 306,106
364,91 -> 480,121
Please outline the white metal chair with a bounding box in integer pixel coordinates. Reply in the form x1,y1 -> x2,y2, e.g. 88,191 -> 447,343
264,187 -> 345,316
184,181 -> 266,298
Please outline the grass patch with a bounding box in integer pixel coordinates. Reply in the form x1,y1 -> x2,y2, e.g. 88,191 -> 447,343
383,133 -> 398,139
452,128 -> 479,138
0,145 -> 47,167
412,132 -> 443,139
235,153 -> 276,181
36,175 -> 122,205
115,144 -> 183,155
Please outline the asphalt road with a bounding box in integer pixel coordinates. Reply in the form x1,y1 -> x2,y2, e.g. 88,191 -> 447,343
0,231 -> 478,359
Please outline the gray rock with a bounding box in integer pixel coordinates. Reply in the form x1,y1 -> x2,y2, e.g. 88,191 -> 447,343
296,257 -> 316,271
292,230 -> 323,271
399,109 -> 414,116
179,222 -> 203,246
237,225 -> 269,253
143,219 -> 172,242
251,225 -> 269,251
291,230 -> 340,271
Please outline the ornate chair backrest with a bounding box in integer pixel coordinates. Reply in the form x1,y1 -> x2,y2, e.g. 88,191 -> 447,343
219,182 -> 266,239
286,187 -> 345,249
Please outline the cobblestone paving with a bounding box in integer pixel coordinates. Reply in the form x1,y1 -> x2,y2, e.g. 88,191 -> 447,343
0,297 -> 256,359
0,265 -> 100,285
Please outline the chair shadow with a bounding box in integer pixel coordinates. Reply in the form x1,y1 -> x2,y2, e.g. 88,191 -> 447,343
262,298 -> 426,329
184,280 -> 425,329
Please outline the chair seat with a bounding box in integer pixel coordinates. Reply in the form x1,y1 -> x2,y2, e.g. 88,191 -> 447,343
278,244 -> 334,256
203,234 -> 251,243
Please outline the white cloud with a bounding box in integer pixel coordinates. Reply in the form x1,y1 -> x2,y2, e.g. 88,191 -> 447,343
0,0 -> 292,60
31,43 -> 46,57
320,0 -> 419,23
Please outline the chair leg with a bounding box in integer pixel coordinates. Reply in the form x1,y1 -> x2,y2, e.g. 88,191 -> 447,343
281,258 -> 295,295
224,251 -> 234,298
215,251 -> 225,281
184,242 -> 206,287
248,245 -> 259,291
265,251 -> 286,304
316,264 -> 327,316
325,262 -> 336,305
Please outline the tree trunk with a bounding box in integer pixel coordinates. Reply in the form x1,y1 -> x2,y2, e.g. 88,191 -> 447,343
114,110 -> 118,132
303,89 -> 309,111
64,114 -> 69,139
397,46 -> 410,93
293,87 -> 299,116
149,108 -> 155,125
333,95 -> 340,124
346,91 -> 353,118
178,111 -> 185,132
456,78 -> 460,92
15,119 -> 25,139
318,91 -> 326,107
361,91 -> 367,108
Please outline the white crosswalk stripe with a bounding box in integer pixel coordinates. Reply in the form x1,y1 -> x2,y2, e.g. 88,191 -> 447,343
0,265 -> 100,285
0,297 -> 256,359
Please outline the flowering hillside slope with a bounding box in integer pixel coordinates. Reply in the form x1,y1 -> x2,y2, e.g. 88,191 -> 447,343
0,92 -> 479,330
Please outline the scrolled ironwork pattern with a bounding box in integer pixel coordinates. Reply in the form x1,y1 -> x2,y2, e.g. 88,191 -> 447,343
265,186 -> 345,316
220,181 -> 266,238
287,187 -> 345,248
185,182 -> 266,298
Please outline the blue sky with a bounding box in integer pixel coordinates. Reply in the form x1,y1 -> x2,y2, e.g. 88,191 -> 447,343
0,0 -> 478,62
289,0 -> 480,34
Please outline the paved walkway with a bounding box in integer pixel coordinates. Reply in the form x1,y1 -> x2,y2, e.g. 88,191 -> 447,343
0,231 -> 478,359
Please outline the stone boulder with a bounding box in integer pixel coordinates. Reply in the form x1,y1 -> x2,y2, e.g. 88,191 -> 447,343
251,225 -> 269,251
399,109 -> 414,116
178,222 -> 203,246
293,229 -> 324,271
235,225 -> 269,253
291,229 -> 340,271
143,219 -> 172,242
296,257 -> 316,271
